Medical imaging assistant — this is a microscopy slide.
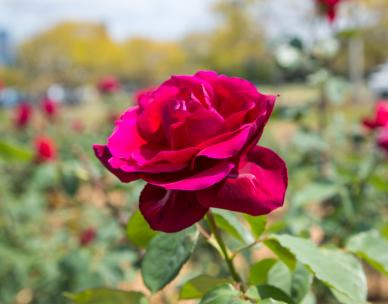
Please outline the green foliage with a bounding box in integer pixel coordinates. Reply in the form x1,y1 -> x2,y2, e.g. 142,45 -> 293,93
213,209 -> 254,244
179,275 -> 231,300
141,226 -> 199,293
66,288 -> 148,304
243,215 -> 267,239
126,210 -> 157,248
249,259 -> 277,285
0,139 -> 33,162
267,235 -> 367,304
199,284 -> 248,304
346,230 -> 388,275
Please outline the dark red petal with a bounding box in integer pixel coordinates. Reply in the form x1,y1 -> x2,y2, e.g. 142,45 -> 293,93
93,144 -> 139,183
198,146 -> 288,216
107,107 -> 146,159
144,160 -> 234,191
139,184 -> 208,233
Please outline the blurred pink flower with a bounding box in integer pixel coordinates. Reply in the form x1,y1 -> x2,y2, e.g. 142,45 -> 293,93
41,98 -> 59,120
15,102 -> 33,129
34,136 -> 57,162
362,101 -> 388,130
98,76 -> 120,94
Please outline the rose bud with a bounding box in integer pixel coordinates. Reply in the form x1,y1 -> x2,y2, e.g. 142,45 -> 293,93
97,76 -> 120,94
34,136 -> 57,162
41,97 -> 58,120
79,228 -> 97,246
362,101 -> 388,130
93,71 -> 288,233
15,102 -> 33,129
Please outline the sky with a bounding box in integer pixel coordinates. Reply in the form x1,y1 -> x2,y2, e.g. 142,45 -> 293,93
0,0 -> 347,44
0,0 -> 216,42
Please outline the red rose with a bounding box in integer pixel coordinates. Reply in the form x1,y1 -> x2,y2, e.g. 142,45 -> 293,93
377,127 -> 388,153
97,76 -> 120,94
79,228 -> 97,246
93,71 -> 287,233
34,136 -> 57,162
362,101 -> 388,130
15,102 -> 33,129
41,97 -> 58,119
316,0 -> 344,22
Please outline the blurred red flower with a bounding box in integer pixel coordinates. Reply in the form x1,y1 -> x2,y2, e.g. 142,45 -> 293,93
97,76 -> 120,94
41,98 -> 58,120
79,228 -> 97,246
15,102 -> 33,129
34,136 -> 57,162
71,119 -> 85,133
362,101 -> 388,130
94,71 -> 288,233
316,0 -> 345,22
377,127 -> 388,153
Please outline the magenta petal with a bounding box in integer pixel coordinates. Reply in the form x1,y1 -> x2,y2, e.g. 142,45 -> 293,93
139,184 -> 208,232
93,144 -> 139,183
144,161 -> 234,191
196,123 -> 256,159
107,107 -> 146,159
198,146 -> 288,216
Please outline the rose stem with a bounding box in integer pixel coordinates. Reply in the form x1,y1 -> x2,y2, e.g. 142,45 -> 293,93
206,211 -> 243,287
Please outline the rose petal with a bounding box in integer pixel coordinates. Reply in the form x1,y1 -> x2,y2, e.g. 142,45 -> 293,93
139,184 -> 208,232
144,160 -> 234,191
93,144 -> 139,183
107,107 -> 146,159
198,146 -> 288,216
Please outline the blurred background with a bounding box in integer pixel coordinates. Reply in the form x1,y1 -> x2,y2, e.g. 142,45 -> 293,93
0,0 -> 387,303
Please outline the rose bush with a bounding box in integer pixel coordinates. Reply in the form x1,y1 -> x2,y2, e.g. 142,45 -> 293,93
94,71 -> 287,232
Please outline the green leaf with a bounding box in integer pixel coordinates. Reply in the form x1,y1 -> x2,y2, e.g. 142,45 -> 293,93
199,284 -> 248,304
256,285 -> 295,304
269,235 -> 367,304
346,230 -> 388,275
212,209 -> 253,244
127,210 -> 157,248
300,292 -> 316,304
179,275 -> 230,300
260,300 -> 288,304
249,259 -> 277,285
0,139 -> 33,162
263,239 -> 296,270
65,288 -> 148,304
290,263 -> 313,303
293,183 -> 339,208
267,262 -> 291,294
141,226 -> 198,293
244,215 -> 267,239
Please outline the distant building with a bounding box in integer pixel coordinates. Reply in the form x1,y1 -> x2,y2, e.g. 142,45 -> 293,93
0,29 -> 13,66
